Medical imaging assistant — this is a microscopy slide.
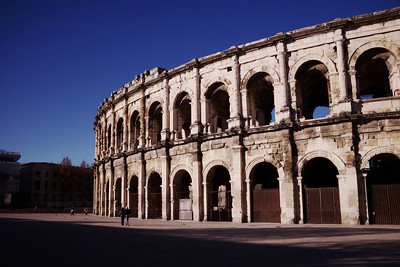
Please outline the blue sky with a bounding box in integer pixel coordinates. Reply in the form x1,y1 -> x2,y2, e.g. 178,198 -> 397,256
1,0 -> 398,166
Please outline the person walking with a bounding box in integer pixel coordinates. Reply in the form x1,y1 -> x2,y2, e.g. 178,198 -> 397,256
119,207 -> 125,226
125,206 -> 131,226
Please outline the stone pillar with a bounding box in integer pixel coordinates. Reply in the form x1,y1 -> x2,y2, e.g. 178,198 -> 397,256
121,157 -> 127,208
139,89 -> 146,148
245,178 -> 251,222
161,152 -> 171,220
240,89 -> 249,128
278,177 -> 295,224
111,105 -> 116,155
228,53 -> 242,129
276,42 -> 290,121
334,29 -> 348,102
297,176 -> 304,224
191,63 -> 202,135
139,154 -> 146,219
161,78 -> 170,141
123,97 -> 129,151
360,173 -> 369,225
337,170 -> 360,225
191,144 -> 203,221
202,181 -> 208,221
110,163 -> 115,217
231,142 -> 246,223
200,99 -> 209,134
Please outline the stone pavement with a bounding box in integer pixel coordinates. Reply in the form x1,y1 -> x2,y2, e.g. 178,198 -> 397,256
1,212 -> 400,266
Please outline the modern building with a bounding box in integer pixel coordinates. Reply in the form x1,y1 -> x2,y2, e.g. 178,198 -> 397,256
20,162 -> 93,209
0,150 -> 21,207
93,8 -> 400,225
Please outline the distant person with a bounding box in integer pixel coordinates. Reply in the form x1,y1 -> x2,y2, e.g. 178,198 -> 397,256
83,207 -> 88,215
119,207 -> 125,225
125,206 -> 131,226
70,207 -> 75,215
34,206 -> 38,213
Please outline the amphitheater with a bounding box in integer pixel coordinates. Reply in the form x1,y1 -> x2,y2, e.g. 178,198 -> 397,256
93,7 -> 400,225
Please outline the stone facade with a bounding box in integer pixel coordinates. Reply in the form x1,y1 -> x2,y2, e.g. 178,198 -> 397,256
93,8 -> 400,225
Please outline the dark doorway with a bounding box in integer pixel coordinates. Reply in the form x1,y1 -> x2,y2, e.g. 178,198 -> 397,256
366,153 -> 400,225
207,166 -> 232,222
129,176 -> 139,218
173,170 -> 193,220
147,173 -> 162,219
302,157 -> 341,224
250,162 -> 280,222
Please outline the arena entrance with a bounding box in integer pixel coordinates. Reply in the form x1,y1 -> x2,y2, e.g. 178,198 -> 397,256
250,162 -> 280,223
147,173 -> 162,219
366,153 -> 400,225
302,157 -> 341,224
129,176 -> 139,218
115,178 -> 122,214
207,166 -> 232,222
173,170 -> 193,220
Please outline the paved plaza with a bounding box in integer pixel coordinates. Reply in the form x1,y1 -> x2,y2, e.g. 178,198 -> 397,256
1,212 -> 400,266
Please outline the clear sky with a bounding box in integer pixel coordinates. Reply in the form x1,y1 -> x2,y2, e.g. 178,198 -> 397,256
1,0 -> 398,166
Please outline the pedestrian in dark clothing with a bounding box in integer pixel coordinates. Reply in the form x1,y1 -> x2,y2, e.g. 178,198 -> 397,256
125,206 -> 131,226
119,207 -> 125,225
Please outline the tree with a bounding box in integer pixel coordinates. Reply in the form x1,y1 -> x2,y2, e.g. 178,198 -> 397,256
80,160 -> 90,168
60,156 -> 72,166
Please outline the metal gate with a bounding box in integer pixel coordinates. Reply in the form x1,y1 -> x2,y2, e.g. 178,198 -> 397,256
148,192 -> 162,219
304,187 -> 341,224
369,185 -> 400,225
209,190 -> 232,221
252,188 -> 281,223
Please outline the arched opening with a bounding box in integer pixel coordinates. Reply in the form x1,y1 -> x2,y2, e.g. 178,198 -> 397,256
247,72 -> 275,126
173,170 -> 193,220
105,180 -> 110,216
250,162 -> 280,222
366,153 -> 400,224
295,61 -> 330,119
174,92 -> 191,139
147,173 -> 162,219
205,83 -> 230,133
129,176 -> 139,218
116,118 -> 124,150
130,111 -> 140,150
206,166 -> 232,221
356,48 -> 392,100
107,125 -> 112,149
148,102 -> 163,145
115,178 -> 122,215
302,157 -> 341,224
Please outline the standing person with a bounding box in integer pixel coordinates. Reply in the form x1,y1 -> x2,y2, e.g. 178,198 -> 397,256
119,207 -> 125,226
83,207 -> 88,215
70,207 -> 75,215
125,206 -> 131,226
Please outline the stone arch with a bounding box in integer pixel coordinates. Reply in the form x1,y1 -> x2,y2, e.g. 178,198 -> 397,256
246,157 -> 284,179
243,70 -> 277,126
289,53 -> 337,81
204,81 -> 231,133
360,146 -> 400,170
172,91 -> 192,139
170,164 -> 193,181
349,41 -> 400,98
242,66 -> 281,88
202,77 -> 232,93
170,86 -> 194,105
204,160 -> 233,179
297,150 -> 346,176
348,41 -> 400,73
